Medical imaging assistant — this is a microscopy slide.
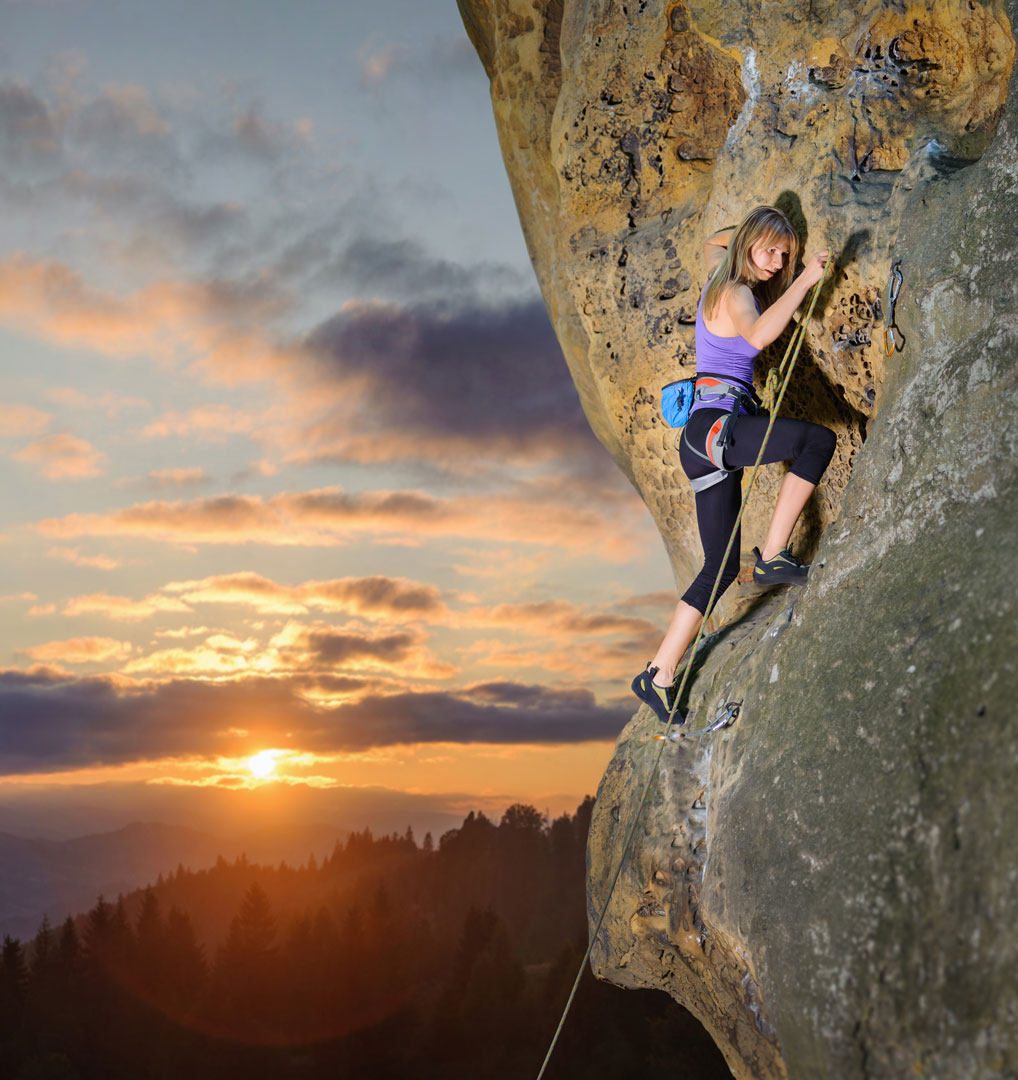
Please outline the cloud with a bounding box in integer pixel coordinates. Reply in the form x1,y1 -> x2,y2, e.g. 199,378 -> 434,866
154,625 -> 211,639
0,79 -> 60,169
140,405 -> 259,442
0,592 -> 37,605
163,571 -> 446,619
0,669 -> 629,775
83,616 -> 454,682
462,636 -> 660,682
473,600 -> 659,639
13,432 -> 107,479
37,482 -> 646,558
70,83 -> 170,153
359,35 -> 480,87
0,402 -> 51,437
122,634 -> 260,677
324,234 -> 527,301
269,622 -> 429,669
229,100 -> 312,160
46,387 -> 149,417
613,591 -> 680,615
0,254 -> 294,367
143,467 -> 212,489
62,592 -> 191,621
231,459 -> 279,485
20,637 -> 133,664
299,297 -> 600,469
46,547 -> 120,570
360,43 -> 411,86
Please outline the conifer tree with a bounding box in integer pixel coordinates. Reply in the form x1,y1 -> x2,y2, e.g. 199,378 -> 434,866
31,915 -> 54,979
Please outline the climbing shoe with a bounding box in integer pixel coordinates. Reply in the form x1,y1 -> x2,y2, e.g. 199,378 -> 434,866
631,665 -> 683,725
752,546 -> 809,586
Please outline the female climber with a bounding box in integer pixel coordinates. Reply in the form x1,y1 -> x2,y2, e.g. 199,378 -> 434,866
632,205 -> 837,724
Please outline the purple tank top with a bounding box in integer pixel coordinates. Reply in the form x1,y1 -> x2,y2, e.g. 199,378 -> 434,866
690,287 -> 762,417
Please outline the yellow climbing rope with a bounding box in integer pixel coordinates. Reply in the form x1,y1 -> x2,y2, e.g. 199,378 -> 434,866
534,251 -> 836,1080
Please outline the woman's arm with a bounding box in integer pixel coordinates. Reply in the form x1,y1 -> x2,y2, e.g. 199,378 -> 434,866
727,250 -> 830,349
702,226 -> 735,274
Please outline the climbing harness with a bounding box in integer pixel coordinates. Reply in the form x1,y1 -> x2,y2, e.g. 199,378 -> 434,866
884,259 -> 902,357
534,250 -> 837,1080
661,372 -> 764,493
654,699 -> 741,741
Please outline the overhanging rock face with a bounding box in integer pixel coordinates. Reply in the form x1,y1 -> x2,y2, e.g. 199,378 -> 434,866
459,1 -> 1018,1077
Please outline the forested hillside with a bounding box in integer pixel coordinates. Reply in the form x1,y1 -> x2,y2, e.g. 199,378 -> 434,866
0,800 -> 728,1079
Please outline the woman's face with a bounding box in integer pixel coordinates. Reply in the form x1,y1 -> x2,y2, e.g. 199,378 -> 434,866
749,234 -> 791,281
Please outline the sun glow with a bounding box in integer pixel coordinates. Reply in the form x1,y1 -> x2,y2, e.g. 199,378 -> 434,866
247,750 -> 281,780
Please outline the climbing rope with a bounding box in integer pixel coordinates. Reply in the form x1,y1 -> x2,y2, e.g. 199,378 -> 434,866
534,252 -> 836,1080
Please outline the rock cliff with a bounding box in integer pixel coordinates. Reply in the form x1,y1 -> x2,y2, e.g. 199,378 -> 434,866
459,1 -> 1018,1077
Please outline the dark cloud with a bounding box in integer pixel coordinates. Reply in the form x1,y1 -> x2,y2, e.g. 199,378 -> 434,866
287,627 -> 422,666
67,86 -> 183,179
0,79 -> 60,170
0,670 -> 629,775
328,234 -> 527,299
315,575 -> 443,616
304,296 -> 600,464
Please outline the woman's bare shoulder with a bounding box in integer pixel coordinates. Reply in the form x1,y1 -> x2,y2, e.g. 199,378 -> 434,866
724,281 -> 756,309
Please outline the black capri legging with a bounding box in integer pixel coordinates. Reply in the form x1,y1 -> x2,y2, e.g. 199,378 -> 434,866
678,408 -> 836,614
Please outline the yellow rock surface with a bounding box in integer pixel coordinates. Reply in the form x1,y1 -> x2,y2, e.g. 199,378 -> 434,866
459,0 -> 1013,619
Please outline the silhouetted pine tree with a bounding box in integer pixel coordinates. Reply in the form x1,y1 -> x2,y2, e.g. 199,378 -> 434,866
213,881 -> 281,1039
0,934 -> 29,1072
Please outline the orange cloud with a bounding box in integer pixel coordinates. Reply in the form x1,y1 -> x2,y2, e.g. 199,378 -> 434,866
46,387 -> 149,417
111,619 -> 454,683
144,467 -> 211,488
0,255 -> 298,380
141,405 -> 258,442
162,571 -> 446,619
13,432 -> 107,479
123,635 -> 258,676
21,636 -> 134,663
62,592 -> 191,620
0,402 -> 51,437
35,484 -> 644,557
46,547 -> 120,570
472,599 -> 659,638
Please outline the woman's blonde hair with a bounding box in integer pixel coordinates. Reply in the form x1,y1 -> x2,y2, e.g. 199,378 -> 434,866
702,205 -> 800,320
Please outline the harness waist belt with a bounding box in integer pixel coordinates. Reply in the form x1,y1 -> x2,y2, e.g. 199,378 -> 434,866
684,375 -> 764,493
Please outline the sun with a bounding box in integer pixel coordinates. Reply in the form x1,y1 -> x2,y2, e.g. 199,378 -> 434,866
247,750 -> 280,780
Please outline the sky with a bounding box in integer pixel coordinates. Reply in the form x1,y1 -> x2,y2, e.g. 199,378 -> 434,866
0,0 -> 674,838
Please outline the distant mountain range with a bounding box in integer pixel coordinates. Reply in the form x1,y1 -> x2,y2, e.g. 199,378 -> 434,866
0,820 -> 345,941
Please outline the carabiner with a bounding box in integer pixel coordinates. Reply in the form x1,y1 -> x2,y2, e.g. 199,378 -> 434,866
887,261 -> 902,306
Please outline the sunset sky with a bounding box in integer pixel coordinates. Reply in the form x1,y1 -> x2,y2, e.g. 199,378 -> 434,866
0,0 -> 674,837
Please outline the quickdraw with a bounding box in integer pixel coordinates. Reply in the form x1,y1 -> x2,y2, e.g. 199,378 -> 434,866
884,259 -> 902,357
654,700 -> 741,741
